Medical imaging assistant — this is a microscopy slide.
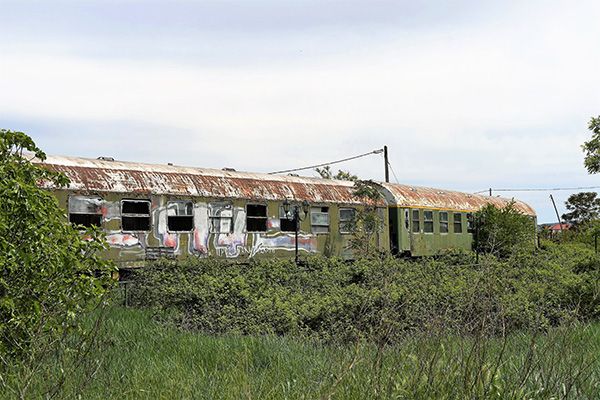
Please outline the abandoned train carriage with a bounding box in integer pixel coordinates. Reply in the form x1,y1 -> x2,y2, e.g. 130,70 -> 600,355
35,155 -> 536,266
36,155 -> 388,268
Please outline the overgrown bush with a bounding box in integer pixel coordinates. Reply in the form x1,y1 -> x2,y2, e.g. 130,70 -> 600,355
0,130 -> 114,397
130,243 -> 600,342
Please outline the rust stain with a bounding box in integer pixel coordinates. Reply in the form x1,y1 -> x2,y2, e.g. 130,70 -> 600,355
377,182 -> 536,216
36,155 -> 383,206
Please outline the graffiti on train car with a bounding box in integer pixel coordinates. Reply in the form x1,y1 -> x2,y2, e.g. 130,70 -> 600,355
68,196 -> 318,259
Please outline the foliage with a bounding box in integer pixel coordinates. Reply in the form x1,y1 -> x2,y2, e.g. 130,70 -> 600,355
5,306 -> 600,399
130,241 -> 600,342
0,130 -> 114,359
474,202 -> 536,258
582,115 -> 600,174
562,191 -> 600,226
315,166 -> 358,181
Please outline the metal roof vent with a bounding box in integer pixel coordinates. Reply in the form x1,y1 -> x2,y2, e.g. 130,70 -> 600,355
222,167 -> 236,171
97,156 -> 114,161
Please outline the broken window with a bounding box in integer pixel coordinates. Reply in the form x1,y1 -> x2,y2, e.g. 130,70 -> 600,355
246,204 -> 267,232
121,199 -> 151,231
339,208 -> 356,234
412,209 -> 420,233
69,195 -> 102,227
167,201 -> 193,231
454,213 -> 463,233
209,202 -> 234,233
439,211 -> 448,233
424,210 -> 434,233
467,213 -> 475,233
311,206 -> 330,234
279,206 -> 297,232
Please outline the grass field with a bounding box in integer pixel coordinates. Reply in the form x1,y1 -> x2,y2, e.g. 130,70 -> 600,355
5,306 -> 600,399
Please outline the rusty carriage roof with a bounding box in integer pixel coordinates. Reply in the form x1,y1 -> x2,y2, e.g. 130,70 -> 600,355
35,154 -> 385,206
375,182 -> 536,216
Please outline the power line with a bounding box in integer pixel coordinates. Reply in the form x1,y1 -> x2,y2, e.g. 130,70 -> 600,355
387,160 -> 401,184
474,186 -> 600,194
268,148 -> 384,175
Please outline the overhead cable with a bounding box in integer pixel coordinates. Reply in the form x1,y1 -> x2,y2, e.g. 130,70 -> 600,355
473,186 -> 600,194
268,148 -> 384,175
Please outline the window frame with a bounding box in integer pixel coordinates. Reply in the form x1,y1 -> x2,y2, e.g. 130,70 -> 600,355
245,203 -> 268,233
423,210 -> 434,234
311,205 -> 330,234
439,211 -> 449,234
68,195 -> 103,228
339,207 -> 356,234
208,202 -> 234,234
467,213 -> 475,234
121,199 -> 152,232
411,209 -> 421,233
453,213 -> 463,234
166,200 -> 194,232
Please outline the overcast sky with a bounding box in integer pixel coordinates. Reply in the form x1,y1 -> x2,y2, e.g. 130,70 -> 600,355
2,0 -> 600,222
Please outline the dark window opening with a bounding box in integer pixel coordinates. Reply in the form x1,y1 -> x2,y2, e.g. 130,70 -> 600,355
279,206 -> 297,232
440,211 -> 448,233
69,213 -> 102,227
122,216 -> 150,231
122,200 -> 150,215
424,210 -> 434,233
68,195 -> 103,228
412,209 -> 420,233
246,204 -> 267,232
454,213 -> 463,233
167,201 -> 193,231
122,200 -> 151,231
467,213 -> 475,233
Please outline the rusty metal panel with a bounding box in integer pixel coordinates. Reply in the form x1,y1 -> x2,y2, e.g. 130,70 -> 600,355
35,155 -> 384,206
377,182 -> 536,216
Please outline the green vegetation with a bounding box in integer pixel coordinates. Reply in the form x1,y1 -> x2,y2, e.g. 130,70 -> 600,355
2,307 -> 599,399
0,130 -> 114,397
583,115 -> 600,174
130,240 -> 600,341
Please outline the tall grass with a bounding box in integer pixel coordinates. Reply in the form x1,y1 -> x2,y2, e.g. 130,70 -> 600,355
4,306 -> 599,399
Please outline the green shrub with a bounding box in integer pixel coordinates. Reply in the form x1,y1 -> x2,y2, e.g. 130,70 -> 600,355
130,243 -> 600,342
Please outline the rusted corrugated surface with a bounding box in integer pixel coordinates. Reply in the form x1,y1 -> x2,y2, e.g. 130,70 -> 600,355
36,155 -> 383,205
377,182 -> 536,216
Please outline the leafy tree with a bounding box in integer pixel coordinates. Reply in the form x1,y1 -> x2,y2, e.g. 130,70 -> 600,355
561,192 -> 600,226
0,129 -> 114,359
582,115 -> 600,174
474,202 -> 536,258
315,166 -> 358,181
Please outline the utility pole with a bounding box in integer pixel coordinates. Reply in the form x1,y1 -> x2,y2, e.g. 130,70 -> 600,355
549,194 -> 564,234
489,188 -> 492,196
384,145 -> 389,183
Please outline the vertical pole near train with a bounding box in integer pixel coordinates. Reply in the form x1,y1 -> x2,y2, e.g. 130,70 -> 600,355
489,188 -> 492,196
549,194 -> 564,234
384,145 -> 389,183
294,208 -> 299,265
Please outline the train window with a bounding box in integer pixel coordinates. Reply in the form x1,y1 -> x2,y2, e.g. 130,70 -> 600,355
246,204 -> 267,232
121,199 -> 151,231
69,195 -> 102,227
209,202 -> 234,233
339,208 -> 356,234
439,211 -> 448,233
412,209 -> 420,233
279,206 -> 297,232
404,209 -> 409,230
311,206 -> 330,234
167,201 -> 194,231
424,210 -> 434,233
467,213 -> 474,233
454,213 -> 463,233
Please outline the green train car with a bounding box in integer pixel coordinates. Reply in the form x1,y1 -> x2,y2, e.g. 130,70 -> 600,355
36,155 -> 536,268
